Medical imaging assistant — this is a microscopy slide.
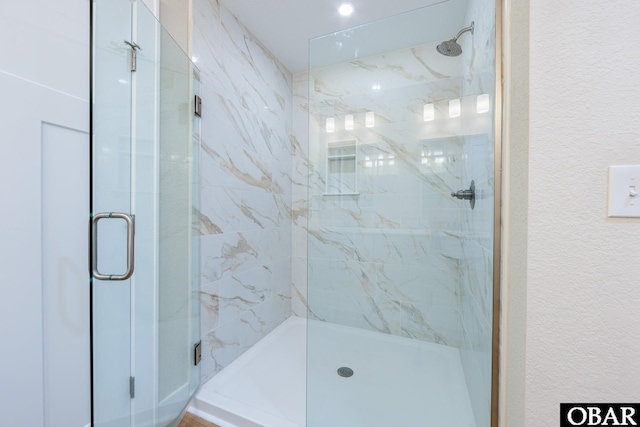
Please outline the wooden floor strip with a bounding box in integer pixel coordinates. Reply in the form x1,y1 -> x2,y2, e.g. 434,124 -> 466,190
177,411 -> 220,427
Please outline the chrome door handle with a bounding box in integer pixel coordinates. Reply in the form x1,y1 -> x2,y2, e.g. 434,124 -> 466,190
91,212 -> 135,281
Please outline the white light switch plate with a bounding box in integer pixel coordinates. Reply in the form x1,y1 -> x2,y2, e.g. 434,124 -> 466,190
608,165 -> 640,218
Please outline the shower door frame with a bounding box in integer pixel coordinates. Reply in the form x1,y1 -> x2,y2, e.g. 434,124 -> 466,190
491,0 -> 503,426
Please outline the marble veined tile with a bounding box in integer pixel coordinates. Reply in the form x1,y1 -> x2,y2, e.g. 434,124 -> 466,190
239,298 -> 288,355
200,280 -> 220,335
400,302 -> 459,346
301,16 -> 478,349
377,262 -> 460,309
200,232 -> 260,283
214,143 -> 282,194
194,0 -> 294,384
271,259 -> 292,298
199,187 -> 282,235
196,3 -> 293,370
201,319 -> 240,381
219,266 -> 272,326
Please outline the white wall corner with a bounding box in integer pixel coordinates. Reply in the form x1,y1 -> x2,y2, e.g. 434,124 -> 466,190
499,0 -> 529,426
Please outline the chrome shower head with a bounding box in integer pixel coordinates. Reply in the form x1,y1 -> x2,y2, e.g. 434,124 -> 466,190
436,22 -> 475,57
437,39 -> 463,57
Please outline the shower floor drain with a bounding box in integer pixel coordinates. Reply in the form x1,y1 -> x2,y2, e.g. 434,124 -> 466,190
337,367 -> 354,377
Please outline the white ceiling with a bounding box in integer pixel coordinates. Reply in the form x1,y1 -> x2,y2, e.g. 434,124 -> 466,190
220,0 -> 469,73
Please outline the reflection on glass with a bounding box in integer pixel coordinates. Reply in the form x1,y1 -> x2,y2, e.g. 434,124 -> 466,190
365,111 -> 375,127
326,117 -> 336,133
449,98 -> 461,118
344,114 -> 354,130
423,103 -> 435,121
477,93 -> 490,113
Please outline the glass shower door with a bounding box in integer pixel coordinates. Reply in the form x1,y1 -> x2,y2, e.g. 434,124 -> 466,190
92,0 -> 134,423
92,1 -> 200,426
306,0 -> 497,426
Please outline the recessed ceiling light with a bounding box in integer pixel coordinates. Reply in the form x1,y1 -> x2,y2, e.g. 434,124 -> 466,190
338,3 -> 354,16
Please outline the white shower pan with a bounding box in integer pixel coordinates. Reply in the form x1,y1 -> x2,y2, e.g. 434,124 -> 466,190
190,316 -> 476,427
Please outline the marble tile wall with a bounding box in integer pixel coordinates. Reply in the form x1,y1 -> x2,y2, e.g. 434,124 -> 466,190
458,1 -> 497,426
297,41 -> 495,347
291,72 -> 310,317
192,0 -> 293,383
192,1 -> 495,418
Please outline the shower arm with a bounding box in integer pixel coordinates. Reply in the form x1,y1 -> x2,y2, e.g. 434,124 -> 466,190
453,22 -> 475,41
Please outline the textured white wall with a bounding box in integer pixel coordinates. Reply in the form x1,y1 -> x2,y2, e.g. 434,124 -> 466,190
525,1 -> 640,425
501,0 -> 529,425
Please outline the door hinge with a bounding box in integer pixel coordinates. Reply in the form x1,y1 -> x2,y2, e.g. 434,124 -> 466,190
130,376 -> 135,399
124,40 -> 141,72
194,341 -> 202,366
194,95 -> 202,117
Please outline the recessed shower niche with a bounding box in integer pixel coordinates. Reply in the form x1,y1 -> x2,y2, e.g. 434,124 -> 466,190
326,140 -> 358,196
